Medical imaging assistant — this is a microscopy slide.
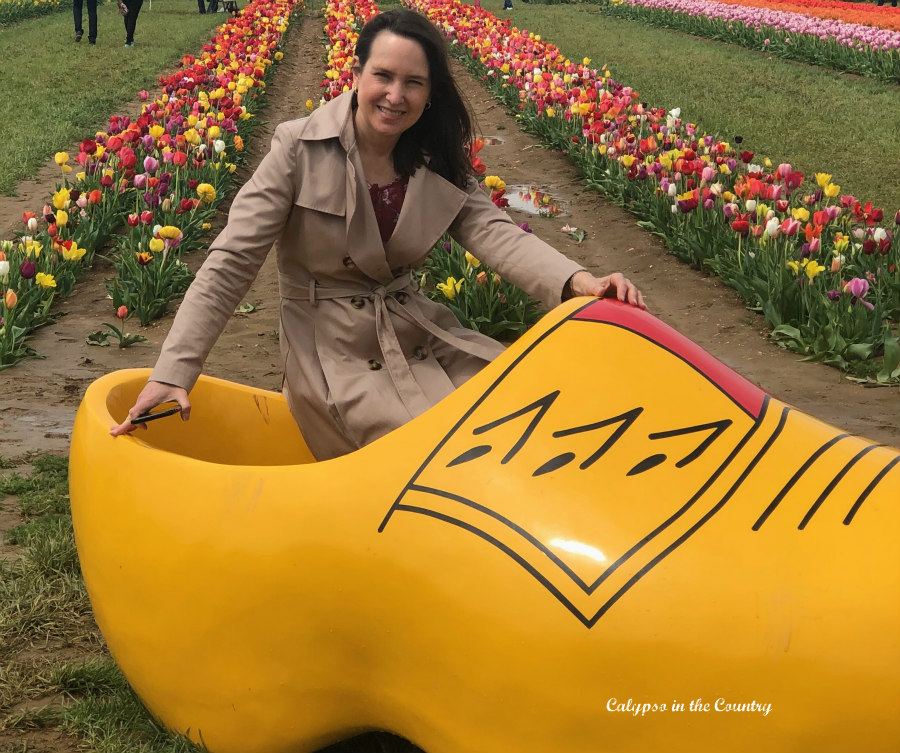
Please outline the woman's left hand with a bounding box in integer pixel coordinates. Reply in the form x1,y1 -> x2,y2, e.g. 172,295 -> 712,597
570,270 -> 647,310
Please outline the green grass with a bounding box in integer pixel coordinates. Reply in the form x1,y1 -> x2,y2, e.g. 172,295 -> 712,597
492,3 -> 900,213
0,0 -> 224,196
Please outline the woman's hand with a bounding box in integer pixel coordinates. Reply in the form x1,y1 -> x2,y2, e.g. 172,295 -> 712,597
569,270 -> 647,310
109,381 -> 191,437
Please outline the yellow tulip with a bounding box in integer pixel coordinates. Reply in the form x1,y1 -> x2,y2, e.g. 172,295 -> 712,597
436,277 -> 463,300
791,207 -> 810,222
35,272 -> 56,289
158,226 -> 181,240
54,152 -> 69,166
621,154 -> 636,168
56,210 -> 69,226
786,261 -> 800,274
483,175 -> 506,191
52,188 -> 70,211
545,108 -> 555,118
815,173 -> 832,188
465,251 -> 481,269
196,183 -> 217,203
149,238 -> 165,253
62,242 -> 86,262
805,261 -> 826,281
824,183 -> 840,198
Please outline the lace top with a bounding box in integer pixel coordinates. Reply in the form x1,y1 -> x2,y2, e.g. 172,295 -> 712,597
368,175 -> 409,244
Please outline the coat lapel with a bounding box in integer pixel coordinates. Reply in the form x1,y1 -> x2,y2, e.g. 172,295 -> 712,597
385,168 -> 469,269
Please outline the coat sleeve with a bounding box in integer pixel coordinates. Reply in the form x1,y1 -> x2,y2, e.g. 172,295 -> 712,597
150,120 -> 302,391
446,181 -> 585,310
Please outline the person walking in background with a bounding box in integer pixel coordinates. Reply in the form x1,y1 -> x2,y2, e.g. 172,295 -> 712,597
877,0 -> 898,7
198,0 -> 206,12
73,0 -> 98,44
121,0 -> 143,46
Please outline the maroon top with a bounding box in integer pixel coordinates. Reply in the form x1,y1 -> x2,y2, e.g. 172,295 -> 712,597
368,175 -> 409,244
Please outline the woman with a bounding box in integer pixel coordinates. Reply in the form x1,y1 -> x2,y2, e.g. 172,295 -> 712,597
111,9 -> 645,459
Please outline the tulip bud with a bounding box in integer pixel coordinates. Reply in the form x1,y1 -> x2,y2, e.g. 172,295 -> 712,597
117,305 -> 128,320
20,260 -> 36,279
140,210 -> 154,224
4,289 -> 16,309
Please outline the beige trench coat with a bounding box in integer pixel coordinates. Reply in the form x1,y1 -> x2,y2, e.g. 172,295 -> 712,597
152,91 -> 584,459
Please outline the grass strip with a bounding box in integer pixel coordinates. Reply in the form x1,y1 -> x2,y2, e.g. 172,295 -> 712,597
0,0 -> 224,196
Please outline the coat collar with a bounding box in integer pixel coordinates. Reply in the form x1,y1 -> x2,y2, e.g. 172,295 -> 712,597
298,91 -> 470,283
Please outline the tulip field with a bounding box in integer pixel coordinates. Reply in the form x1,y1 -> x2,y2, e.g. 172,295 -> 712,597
0,0 -> 897,382
592,0 -> 900,82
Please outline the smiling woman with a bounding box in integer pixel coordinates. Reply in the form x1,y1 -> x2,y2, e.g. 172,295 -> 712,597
110,7 -> 645,461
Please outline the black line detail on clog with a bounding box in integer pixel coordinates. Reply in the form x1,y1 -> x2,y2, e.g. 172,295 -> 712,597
752,433 -> 849,531
843,454 -> 900,526
591,406 -> 790,625
446,444 -> 492,467
798,444 -> 884,530
392,504 -> 596,628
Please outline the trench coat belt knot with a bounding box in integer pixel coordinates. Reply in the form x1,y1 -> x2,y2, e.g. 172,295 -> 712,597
279,272 -> 502,417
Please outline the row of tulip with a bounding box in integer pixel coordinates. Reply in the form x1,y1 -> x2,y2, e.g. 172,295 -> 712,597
407,0 -> 898,381
0,0 -> 300,369
592,0 -> 900,81
0,0 -> 65,25
714,0 -> 900,32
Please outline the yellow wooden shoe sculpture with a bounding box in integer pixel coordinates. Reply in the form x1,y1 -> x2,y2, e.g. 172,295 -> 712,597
69,298 -> 900,753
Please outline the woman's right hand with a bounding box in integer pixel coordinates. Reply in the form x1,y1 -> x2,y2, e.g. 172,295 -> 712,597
109,381 -> 191,437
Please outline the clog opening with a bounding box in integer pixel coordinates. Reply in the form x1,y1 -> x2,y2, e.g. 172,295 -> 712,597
106,376 -> 316,466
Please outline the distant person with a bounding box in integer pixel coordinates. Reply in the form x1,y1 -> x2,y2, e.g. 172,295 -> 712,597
876,0 -> 897,6
121,0 -> 143,46
73,0 -> 97,44
503,0 -> 512,8
198,0 -> 207,12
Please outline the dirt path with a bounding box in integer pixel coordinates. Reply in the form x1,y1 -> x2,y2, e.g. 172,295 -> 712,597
0,6 -> 897,463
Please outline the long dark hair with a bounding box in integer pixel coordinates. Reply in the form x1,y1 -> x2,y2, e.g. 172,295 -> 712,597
355,9 -> 474,189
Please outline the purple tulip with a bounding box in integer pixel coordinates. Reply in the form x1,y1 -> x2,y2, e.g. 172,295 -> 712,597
133,173 -> 148,190
143,156 -> 159,174
20,260 -> 36,279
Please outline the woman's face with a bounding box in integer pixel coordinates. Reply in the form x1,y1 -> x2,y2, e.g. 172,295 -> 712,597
353,31 -> 431,150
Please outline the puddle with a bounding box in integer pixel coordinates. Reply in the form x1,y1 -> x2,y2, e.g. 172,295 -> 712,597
503,185 -> 566,217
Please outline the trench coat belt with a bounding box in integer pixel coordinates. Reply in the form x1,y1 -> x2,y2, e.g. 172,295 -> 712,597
279,273 -> 502,417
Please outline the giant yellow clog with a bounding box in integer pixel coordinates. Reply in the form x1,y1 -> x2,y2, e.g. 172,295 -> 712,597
69,298 -> 900,753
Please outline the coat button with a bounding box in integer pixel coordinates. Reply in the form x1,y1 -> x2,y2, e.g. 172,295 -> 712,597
350,296 -> 365,309
342,256 -> 356,269
367,359 -> 382,371
412,346 -> 428,361
395,291 -> 408,304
